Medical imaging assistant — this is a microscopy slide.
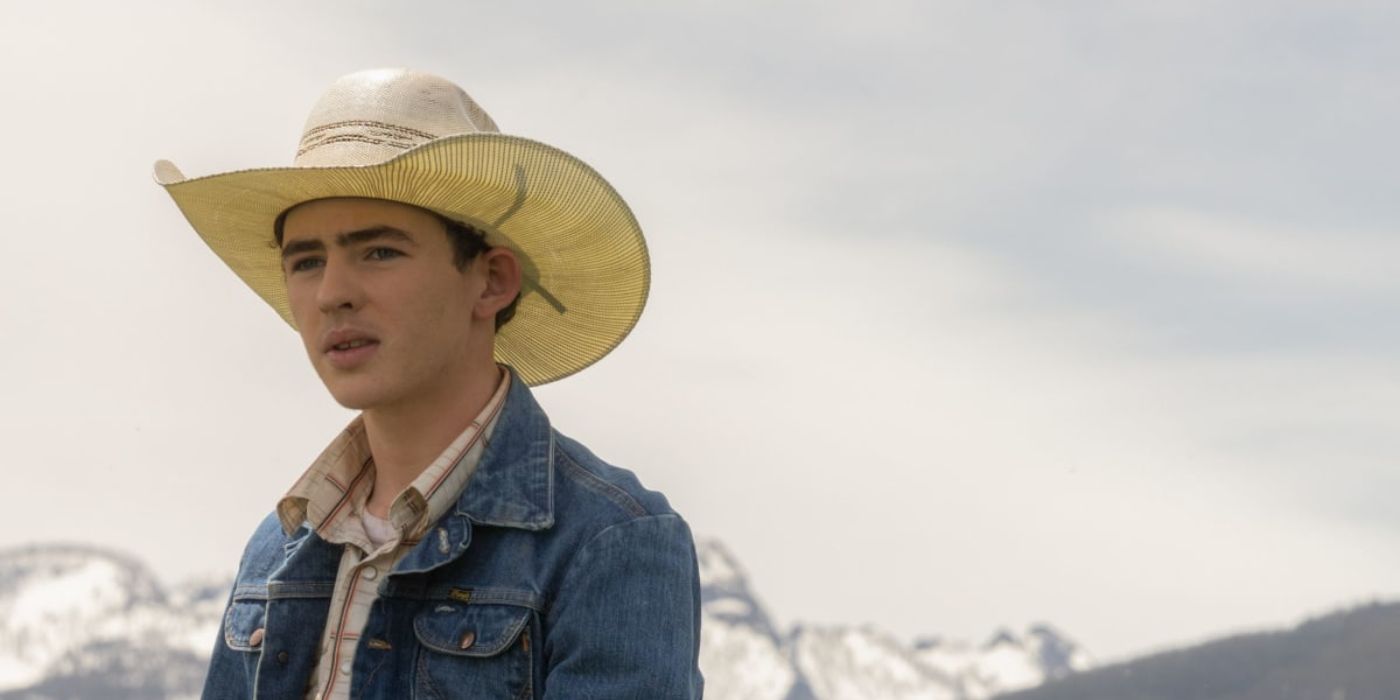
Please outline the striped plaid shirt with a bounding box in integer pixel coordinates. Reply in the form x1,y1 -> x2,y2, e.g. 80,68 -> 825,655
275,365 -> 510,700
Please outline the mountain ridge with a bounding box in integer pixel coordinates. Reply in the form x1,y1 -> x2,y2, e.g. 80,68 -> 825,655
996,599 -> 1400,700
0,540 -> 1086,699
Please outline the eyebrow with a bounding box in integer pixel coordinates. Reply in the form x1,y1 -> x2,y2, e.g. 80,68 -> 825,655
280,226 -> 417,261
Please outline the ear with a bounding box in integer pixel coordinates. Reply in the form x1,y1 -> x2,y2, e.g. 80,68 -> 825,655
473,247 -> 522,322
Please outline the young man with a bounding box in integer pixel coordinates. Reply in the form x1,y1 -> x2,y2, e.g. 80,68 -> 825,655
155,69 -> 703,699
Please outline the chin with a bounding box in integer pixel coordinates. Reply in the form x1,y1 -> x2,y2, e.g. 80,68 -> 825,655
328,392 -> 375,411
325,388 -> 377,410
319,376 -> 394,411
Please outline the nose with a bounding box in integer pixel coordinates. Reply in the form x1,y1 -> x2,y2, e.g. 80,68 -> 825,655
315,256 -> 365,314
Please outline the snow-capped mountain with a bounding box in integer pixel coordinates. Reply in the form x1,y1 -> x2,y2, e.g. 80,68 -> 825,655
0,541 -> 1089,699
0,544 -> 225,699
911,626 -> 1089,699
696,540 -> 1090,700
697,539 -> 803,699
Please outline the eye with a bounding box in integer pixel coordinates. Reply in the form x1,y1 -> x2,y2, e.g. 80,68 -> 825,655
366,247 -> 404,261
288,257 -> 324,273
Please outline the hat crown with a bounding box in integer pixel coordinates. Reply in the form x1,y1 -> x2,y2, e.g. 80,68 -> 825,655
294,68 -> 499,167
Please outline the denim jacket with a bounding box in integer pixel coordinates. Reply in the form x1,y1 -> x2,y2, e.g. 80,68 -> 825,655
202,373 -> 704,699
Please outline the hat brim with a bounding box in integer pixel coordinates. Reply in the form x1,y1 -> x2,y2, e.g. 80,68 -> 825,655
155,133 -> 649,386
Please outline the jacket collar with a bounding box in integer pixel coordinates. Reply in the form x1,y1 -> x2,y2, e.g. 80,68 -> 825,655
384,369 -> 555,577
452,368 -> 555,531
277,368 -> 556,583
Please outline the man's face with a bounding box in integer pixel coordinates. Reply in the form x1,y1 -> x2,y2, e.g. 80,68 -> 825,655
279,197 -> 486,411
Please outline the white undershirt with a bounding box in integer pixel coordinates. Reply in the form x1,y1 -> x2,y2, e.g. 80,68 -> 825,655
359,508 -> 397,551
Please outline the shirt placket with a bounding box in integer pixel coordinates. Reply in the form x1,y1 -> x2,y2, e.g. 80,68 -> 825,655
312,537 -> 402,700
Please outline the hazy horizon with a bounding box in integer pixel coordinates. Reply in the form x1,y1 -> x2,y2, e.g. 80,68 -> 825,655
3,0 -> 1398,664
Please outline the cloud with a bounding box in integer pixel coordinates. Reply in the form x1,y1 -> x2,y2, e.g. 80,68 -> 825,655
1099,207 -> 1400,295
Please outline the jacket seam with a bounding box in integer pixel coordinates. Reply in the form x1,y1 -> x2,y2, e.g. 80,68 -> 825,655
554,444 -> 649,519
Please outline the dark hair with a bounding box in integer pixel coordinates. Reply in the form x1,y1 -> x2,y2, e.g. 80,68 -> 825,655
433,213 -> 521,331
273,205 -> 522,331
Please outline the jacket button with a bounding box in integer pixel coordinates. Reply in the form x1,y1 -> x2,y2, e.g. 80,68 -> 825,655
459,630 -> 476,649
276,650 -> 289,664
248,628 -> 265,647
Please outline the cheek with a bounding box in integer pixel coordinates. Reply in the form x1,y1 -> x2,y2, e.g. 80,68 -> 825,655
285,289 -> 319,350
285,278 -> 313,315
403,291 -> 475,363
296,323 -> 319,357
292,323 -> 324,367
413,277 -> 476,325
414,294 -> 467,345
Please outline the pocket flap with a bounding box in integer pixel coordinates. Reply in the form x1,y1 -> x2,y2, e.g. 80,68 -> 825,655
224,599 -> 268,651
414,603 -> 530,658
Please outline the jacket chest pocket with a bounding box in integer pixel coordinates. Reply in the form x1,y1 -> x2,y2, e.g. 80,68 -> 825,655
224,598 -> 268,652
412,602 -> 534,700
221,596 -> 270,685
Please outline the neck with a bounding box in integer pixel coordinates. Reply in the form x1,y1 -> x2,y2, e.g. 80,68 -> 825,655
360,359 -> 503,518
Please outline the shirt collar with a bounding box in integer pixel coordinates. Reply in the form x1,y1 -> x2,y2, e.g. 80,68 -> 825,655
276,364 -> 520,540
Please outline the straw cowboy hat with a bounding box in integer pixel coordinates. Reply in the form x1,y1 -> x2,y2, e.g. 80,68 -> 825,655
154,68 -> 648,386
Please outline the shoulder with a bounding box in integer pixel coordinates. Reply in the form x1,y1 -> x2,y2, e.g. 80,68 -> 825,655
230,510 -> 301,584
539,431 -> 703,693
549,429 -> 679,527
544,429 -> 699,598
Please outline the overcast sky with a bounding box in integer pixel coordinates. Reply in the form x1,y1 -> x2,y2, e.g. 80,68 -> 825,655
3,0 -> 1398,662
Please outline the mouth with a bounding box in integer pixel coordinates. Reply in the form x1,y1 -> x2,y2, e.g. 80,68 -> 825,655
329,338 -> 375,352
322,332 -> 381,370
